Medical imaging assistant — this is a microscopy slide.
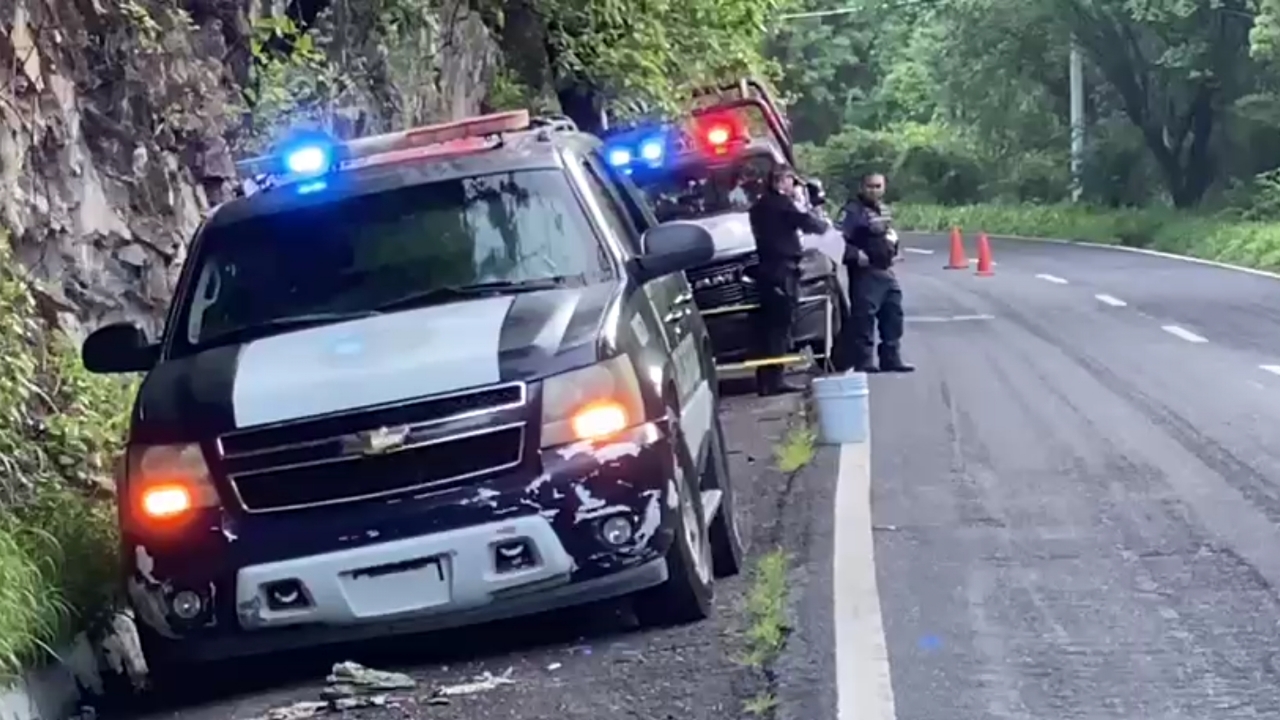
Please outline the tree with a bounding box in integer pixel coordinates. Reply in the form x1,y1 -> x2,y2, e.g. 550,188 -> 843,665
508,0 -> 792,130
1065,0 -> 1255,207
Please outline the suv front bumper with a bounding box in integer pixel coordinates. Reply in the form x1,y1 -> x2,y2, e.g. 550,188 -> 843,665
128,421 -> 681,663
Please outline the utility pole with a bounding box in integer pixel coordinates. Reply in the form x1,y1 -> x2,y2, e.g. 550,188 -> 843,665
1069,39 -> 1085,202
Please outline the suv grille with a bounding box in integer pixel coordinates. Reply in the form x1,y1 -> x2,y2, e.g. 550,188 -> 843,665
686,253 -> 760,309
217,384 -> 527,513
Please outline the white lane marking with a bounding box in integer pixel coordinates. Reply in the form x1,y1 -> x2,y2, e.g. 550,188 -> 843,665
1162,325 -> 1207,343
1094,294 -> 1127,307
1260,365 -> 1280,376
1035,273 -> 1068,284
903,247 -> 933,255
905,314 -> 995,323
835,441 -> 897,720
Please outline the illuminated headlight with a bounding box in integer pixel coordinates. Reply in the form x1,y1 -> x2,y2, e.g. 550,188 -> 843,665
540,356 -> 647,448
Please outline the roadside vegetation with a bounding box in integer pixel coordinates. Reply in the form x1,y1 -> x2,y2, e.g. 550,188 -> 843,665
778,0 -> 1280,271
0,236 -> 136,676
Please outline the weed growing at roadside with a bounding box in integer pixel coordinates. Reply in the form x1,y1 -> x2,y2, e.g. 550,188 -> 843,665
742,548 -> 790,668
743,691 -> 779,715
0,233 -> 136,676
774,424 -> 816,474
895,203 -> 1280,271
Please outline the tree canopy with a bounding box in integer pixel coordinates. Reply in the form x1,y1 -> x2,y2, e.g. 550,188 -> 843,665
774,0 -> 1280,213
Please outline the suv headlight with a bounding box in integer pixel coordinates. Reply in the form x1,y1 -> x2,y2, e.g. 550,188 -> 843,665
540,356 -> 647,448
122,442 -> 221,532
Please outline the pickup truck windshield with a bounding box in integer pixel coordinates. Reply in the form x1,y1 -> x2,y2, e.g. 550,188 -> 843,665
634,153 -> 772,222
172,169 -> 607,355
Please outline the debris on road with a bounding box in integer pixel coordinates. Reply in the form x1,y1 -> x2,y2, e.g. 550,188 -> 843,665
257,662 -> 416,719
430,668 -> 516,698
324,660 -> 417,698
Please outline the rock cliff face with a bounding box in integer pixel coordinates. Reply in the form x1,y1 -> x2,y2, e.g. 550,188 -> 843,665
0,0 -> 498,339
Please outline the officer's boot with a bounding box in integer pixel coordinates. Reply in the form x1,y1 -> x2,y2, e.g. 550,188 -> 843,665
757,366 -> 804,396
878,345 -> 915,373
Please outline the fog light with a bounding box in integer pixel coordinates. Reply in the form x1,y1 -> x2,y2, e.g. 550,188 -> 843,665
600,515 -> 634,546
171,590 -> 203,620
263,579 -> 310,611
494,539 -> 537,573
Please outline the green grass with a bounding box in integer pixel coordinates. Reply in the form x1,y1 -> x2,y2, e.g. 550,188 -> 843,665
743,691 -> 779,715
742,549 -> 791,668
0,233 -> 133,678
773,424 -> 816,474
895,202 -> 1280,272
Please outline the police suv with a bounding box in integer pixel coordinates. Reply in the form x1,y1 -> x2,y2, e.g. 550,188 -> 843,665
80,110 -> 745,671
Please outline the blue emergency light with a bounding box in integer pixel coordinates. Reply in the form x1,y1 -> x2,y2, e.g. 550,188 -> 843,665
279,132 -> 339,177
604,126 -> 671,171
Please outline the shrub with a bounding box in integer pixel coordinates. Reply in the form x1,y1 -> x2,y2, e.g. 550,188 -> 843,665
895,202 -> 1280,272
0,234 -> 137,677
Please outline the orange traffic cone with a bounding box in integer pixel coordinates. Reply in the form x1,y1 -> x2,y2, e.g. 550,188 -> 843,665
945,227 -> 968,269
975,232 -> 994,276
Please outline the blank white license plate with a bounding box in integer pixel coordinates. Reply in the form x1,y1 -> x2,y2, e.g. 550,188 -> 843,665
341,556 -> 452,618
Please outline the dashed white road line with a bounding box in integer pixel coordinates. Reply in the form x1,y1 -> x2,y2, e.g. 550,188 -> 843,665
1162,325 -> 1207,343
1260,365 -> 1280,376
906,314 -> 995,323
903,247 -> 933,255
1094,294 -> 1127,307
1035,273 -> 1068,284
835,441 -> 896,720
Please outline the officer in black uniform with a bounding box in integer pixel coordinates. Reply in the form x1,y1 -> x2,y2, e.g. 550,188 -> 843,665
747,164 -> 831,396
838,172 -> 915,373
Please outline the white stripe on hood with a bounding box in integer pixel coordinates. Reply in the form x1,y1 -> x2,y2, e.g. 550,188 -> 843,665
231,296 -> 514,428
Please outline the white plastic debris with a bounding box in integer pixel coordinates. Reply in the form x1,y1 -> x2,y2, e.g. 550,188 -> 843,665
431,668 -> 516,697
257,662 -> 415,720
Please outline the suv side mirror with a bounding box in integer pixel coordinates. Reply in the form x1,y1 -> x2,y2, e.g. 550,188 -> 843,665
805,178 -> 827,207
82,322 -> 159,374
635,222 -> 715,282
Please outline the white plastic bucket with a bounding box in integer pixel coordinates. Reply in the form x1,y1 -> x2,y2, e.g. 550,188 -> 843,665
811,372 -> 870,445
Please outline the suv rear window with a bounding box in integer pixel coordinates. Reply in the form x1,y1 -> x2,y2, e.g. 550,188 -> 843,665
171,169 -> 608,355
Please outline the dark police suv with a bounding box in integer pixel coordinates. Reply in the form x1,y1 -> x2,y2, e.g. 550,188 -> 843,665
80,110 -> 745,671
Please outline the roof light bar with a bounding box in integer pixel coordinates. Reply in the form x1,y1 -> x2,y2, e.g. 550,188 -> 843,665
234,110 -> 532,189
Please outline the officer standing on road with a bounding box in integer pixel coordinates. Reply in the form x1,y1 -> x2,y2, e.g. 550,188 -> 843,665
748,164 -> 831,396
837,172 -> 915,373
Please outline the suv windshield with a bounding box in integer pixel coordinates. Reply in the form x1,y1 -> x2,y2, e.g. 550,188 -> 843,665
634,153 -> 773,222
171,169 -> 608,355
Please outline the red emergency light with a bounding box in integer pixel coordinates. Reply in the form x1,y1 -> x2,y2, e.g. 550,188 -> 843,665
692,114 -> 746,156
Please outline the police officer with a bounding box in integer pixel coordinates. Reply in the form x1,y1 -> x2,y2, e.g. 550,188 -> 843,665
839,172 -> 915,373
748,164 -> 831,396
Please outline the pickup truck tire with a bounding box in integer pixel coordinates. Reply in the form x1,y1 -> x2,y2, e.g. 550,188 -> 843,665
634,408 -> 714,627
705,414 -> 744,577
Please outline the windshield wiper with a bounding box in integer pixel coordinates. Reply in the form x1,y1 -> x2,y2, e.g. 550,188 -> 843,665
197,311 -> 380,349
373,277 -> 575,313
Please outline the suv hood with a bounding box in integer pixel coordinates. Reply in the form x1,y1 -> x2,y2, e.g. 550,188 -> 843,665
136,284 -> 618,434
688,212 -> 844,265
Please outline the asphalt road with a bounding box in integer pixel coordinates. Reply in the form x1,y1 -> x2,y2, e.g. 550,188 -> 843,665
110,390 -> 840,720
868,232 -> 1280,719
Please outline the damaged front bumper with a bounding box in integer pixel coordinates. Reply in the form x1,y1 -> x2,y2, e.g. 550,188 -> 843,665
126,422 -> 680,663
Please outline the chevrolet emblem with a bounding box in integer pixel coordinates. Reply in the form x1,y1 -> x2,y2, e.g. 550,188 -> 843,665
346,425 -> 411,456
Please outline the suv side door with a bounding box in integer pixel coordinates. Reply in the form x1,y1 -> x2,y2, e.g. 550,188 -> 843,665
584,154 -> 713,466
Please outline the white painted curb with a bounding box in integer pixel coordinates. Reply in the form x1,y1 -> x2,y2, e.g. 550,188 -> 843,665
901,230 -> 1280,282
0,613 -> 147,720
0,635 -> 97,720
